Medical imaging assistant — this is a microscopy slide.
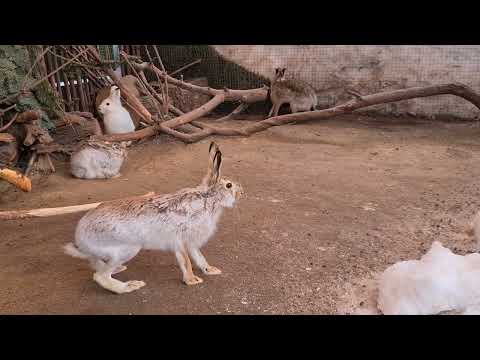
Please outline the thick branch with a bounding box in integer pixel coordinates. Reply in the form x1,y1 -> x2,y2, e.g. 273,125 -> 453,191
93,82 -> 480,144
104,67 -> 154,124
96,93 -> 226,142
249,82 -> 480,130
162,93 -> 225,128
0,192 -> 155,221
214,102 -> 250,122
0,168 -> 32,192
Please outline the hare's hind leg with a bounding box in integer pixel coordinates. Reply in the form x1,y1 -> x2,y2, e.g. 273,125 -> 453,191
267,105 -> 275,118
90,259 -> 126,275
93,269 -> 145,294
268,102 -> 282,118
92,247 -> 144,294
188,247 -> 222,275
175,249 -> 203,286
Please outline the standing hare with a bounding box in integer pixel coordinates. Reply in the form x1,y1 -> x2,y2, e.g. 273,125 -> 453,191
98,86 -> 136,135
64,142 -> 244,294
268,67 -> 318,118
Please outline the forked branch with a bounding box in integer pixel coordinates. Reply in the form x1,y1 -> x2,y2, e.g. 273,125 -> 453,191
92,82 -> 480,143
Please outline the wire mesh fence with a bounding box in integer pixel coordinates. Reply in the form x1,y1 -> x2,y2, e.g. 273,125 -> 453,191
142,45 -> 269,90
37,45 -> 480,119
209,45 -> 480,119
38,46 -> 106,113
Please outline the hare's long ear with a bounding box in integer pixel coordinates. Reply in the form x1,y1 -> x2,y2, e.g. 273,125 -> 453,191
209,141 -> 219,157
110,86 -> 121,102
202,143 -> 222,187
211,150 -> 222,184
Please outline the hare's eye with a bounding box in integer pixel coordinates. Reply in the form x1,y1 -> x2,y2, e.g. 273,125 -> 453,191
106,102 -> 110,106
226,182 -> 232,189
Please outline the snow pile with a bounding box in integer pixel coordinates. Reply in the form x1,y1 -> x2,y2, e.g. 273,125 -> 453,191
378,241 -> 480,315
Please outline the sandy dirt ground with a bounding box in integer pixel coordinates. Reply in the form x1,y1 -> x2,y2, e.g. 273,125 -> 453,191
1,114 -> 480,315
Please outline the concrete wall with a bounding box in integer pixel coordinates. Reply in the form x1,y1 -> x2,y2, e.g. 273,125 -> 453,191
212,45 -> 480,119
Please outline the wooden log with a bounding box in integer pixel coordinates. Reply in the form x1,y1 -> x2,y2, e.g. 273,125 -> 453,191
0,168 -> 32,192
0,191 -> 155,220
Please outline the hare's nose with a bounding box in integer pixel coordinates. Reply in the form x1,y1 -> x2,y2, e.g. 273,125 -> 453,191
238,187 -> 245,197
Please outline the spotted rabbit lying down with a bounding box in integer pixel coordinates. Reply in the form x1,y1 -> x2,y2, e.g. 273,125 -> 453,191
64,142 -> 244,294
70,140 -> 129,180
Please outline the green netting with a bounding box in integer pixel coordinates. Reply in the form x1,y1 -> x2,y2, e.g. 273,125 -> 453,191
0,45 -> 57,130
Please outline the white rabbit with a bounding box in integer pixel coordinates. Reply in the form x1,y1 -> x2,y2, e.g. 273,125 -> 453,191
98,86 -> 136,135
70,140 -> 128,180
64,142 -> 244,294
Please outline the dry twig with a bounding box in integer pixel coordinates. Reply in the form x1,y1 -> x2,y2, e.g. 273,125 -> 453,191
170,59 -> 202,77
0,113 -> 19,132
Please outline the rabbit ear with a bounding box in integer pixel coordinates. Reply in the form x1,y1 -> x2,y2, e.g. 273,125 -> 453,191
202,143 -> 222,187
211,150 -> 222,184
110,86 -> 121,101
209,141 -> 219,156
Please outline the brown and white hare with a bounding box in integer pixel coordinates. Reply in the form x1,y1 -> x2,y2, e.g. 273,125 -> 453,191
64,142 -> 244,294
70,140 -> 129,180
268,67 -> 318,118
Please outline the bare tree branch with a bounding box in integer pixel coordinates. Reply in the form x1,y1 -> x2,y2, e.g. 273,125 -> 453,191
0,192 -> 155,221
95,93 -> 226,142
93,82 -> 480,144
214,102 -> 250,122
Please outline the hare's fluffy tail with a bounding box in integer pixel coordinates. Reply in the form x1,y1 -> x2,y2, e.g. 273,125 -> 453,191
63,242 -> 90,260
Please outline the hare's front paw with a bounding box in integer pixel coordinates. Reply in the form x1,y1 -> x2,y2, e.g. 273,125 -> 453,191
204,265 -> 222,275
183,275 -> 204,286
